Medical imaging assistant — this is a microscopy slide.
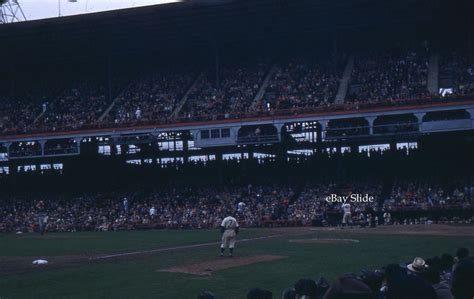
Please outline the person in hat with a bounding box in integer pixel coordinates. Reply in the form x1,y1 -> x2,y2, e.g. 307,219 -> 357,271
323,277 -> 373,299
407,257 -> 428,274
247,288 -> 273,299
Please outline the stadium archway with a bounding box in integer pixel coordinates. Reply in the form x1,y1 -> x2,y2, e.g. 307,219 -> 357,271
422,109 -> 470,122
326,118 -> 370,139
373,114 -> 419,135
237,124 -> 279,144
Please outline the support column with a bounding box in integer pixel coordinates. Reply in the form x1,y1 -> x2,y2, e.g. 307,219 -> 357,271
4,142 -> 11,157
38,140 -> 46,156
466,109 -> 474,119
365,116 -> 376,135
275,123 -> 284,142
414,113 -> 426,132
182,135 -> 189,165
319,120 -> 329,141
74,138 -> 82,155
316,121 -> 328,154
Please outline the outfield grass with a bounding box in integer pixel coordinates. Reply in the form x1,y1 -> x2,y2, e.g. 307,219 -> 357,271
1,227 -> 473,299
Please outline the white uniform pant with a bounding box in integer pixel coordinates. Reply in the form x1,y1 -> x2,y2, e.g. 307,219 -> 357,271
221,229 -> 236,249
342,212 -> 352,224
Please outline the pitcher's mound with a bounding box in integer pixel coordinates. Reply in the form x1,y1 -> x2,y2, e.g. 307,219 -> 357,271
158,255 -> 286,276
290,238 -> 359,244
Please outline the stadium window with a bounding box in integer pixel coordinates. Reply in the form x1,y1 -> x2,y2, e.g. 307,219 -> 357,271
40,164 -> 52,170
115,145 -> 122,155
19,165 -> 36,172
126,159 -> 141,165
201,130 -> 210,139
253,153 -> 275,159
341,147 -> 351,153
0,166 -> 9,175
211,129 -> 220,139
158,141 -> 170,151
223,153 -> 243,161
287,149 -> 314,156
127,145 -> 141,154
359,144 -> 390,155
221,128 -> 230,138
143,159 -> 153,164
174,141 -> 184,151
159,157 -> 174,165
98,145 -> 111,155
188,140 -> 200,151
53,163 -> 63,170
396,142 -> 418,149
0,152 -> 8,162
189,155 -> 208,162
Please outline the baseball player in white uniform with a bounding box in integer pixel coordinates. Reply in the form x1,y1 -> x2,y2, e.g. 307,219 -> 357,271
220,215 -> 239,257
341,203 -> 352,228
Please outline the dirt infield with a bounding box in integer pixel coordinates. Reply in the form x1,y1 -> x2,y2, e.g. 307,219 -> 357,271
311,224 -> 474,237
0,230 -> 303,276
289,238 -> 359,244
158,255 -> 286,276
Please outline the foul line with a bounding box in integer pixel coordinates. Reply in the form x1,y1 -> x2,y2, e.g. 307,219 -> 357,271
93,234 -> 284,260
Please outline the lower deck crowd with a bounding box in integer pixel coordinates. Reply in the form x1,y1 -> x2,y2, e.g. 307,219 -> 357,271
1,178 -> 472,233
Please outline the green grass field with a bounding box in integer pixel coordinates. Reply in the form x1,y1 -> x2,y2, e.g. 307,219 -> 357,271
1,226 -> 473,299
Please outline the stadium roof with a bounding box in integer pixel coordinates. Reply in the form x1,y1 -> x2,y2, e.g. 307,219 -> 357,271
0,0 -> 471,64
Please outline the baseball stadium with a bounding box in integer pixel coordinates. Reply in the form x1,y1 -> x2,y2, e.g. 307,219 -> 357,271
0,0 -> 473,298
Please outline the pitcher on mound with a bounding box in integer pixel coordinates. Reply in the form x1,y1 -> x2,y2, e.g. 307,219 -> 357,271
220,214 -> 239,257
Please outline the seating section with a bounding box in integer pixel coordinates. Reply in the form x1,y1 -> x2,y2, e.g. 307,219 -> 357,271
1,47 -> 473,135
1,176 -> 471,233
108,68 -> 199,124
347,49 -> 429,103
182,61 -> 269,118
440,51 -> 474,96
260,57 -> 341,111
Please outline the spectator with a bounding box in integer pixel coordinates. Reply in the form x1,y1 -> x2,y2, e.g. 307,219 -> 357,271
247,288 -> 273,299
451,258 -> 474,299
